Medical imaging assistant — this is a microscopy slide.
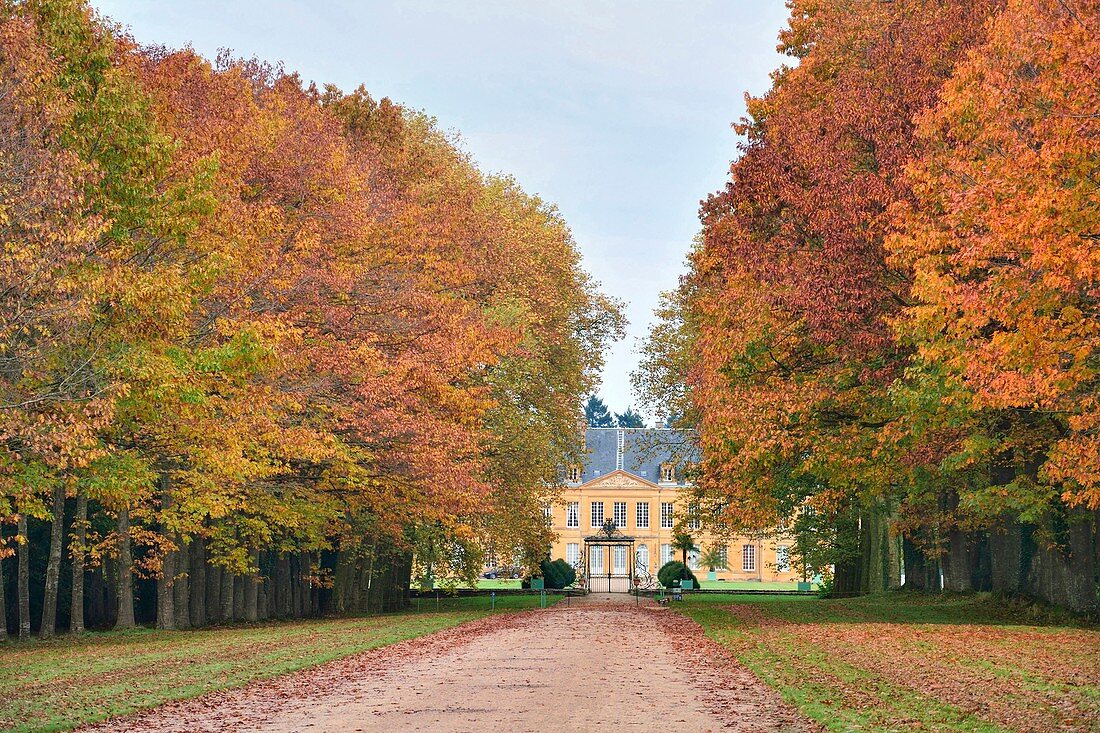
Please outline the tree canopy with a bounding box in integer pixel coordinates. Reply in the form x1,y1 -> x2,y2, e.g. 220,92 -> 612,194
583,396 -> 615,428
0,0 -> 624,635
636,0 -> 1100,610
615,408 -> 645,429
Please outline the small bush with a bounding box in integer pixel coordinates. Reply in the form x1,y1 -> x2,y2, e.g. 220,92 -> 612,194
540,558 -> 577,589
657,560 -> 699,589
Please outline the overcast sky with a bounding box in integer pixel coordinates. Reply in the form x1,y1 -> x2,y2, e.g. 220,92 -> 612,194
93,0 -> 790,422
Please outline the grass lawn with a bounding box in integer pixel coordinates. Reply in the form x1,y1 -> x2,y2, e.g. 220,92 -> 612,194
0,595 -> 545,733
442,579 -> 810,591
444,578 -> 523,590
677,592 -> 1099,732
696,579 -> 814,591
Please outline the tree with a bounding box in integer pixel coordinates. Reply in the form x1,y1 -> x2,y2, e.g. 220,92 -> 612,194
38,484 -> 65,638
698,546 -> 728,573
0,0 -> 623,630
633,283 -> 698,431
883,0 -> 1100,606
657,560 -> 699,589
642,0 -> 1002,597
615,408 -> 645,429
539,558 -> 576,589
584,395 -> 615,428
671,531 -> 696,566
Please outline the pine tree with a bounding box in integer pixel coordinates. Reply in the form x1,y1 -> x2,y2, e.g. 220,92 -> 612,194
584,396 -> 615,428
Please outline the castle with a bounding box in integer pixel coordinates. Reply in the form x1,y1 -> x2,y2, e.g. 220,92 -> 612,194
548,428 -> 798,590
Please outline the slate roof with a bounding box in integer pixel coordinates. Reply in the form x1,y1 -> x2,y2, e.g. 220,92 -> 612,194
573,428 -> 698,485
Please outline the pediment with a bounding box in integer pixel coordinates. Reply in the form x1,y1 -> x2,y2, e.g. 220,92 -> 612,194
579,469 -> 659,490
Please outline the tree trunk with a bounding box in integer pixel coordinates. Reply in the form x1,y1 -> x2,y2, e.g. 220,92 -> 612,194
290,555 -> 301,617
105,557 -> 118,624
346,555 -> 361,613
244,551 -> 259,622
156,473 -> 175,630
942,528 -> 974,592
88,562 -> 106,628
17,512 -> 30,639
298,551 -> 311,617
0,524 -> 8,641
275,555 -> 290,617
114,507 -> 136,630
207,563 -> 222,623
156,548 -> 175,630
332,550 -> 350,614
257,560 -> 269,621
220,569 -> 234,623
831,513 -> 863,597
311,552 -> 321,615
173,540 -> 190,630
70,491 -> 87,634
233,570 -> 245,620
902,536 -> 929,591
189,538 -> 206,627
39,484 -> 67,638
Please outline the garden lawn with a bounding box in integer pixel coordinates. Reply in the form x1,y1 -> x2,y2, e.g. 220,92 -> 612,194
678,592 -> 1099,732
697,580 -> 814,591
447,578 -> 523,590
0,595 -> 545,733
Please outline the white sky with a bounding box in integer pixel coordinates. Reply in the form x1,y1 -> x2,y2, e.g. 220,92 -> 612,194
92,0 -> 790,422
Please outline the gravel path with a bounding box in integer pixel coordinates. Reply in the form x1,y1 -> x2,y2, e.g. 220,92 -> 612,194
81,594 -> 814,732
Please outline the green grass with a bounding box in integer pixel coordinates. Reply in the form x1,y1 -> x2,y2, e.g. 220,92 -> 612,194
696,579 -> 814,590
0,595 -> 545,733
444,578 -> 523,590
443,578 -> 809,591
676,592 -> 1098,732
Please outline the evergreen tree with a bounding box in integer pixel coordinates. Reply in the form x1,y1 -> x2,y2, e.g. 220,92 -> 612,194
584,396 -> 615,428
615,408 -> 645,428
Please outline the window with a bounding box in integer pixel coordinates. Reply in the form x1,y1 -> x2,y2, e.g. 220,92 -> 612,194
636,544 -> 650,572
661,463 -> 674,482
566,502 -> 579,528
636,502 -> 650,529
568,466 -> 580,483
775,545 -> 790,573
687,547 -> 700,570
717,545 -> 729,569
660,543 -> 674,566
613,501 -> 627,528
590,501 -> 604,528
566,543 -> 580,567
543,504 -> 552,521
613,546 -> 626,574
687,504 -> 701,530
660,502 -> 674,529
591,545 -> 604,573
742,544 -> 757,572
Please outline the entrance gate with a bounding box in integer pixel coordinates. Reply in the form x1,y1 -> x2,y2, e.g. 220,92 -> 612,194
583,520 -> 635,593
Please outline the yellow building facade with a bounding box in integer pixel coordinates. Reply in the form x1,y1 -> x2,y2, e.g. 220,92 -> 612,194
549,428 -> 798,589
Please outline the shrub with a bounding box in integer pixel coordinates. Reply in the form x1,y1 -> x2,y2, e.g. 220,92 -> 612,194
540,558 -> 577,589
657,560 -> 699,589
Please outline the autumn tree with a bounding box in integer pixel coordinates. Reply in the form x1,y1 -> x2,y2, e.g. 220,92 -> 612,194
643,0 -> 1003,595
888,0 -> 1100,605
0,0 -> 621,635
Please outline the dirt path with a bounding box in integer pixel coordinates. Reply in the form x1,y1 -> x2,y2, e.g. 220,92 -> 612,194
81,595 -> 814,732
